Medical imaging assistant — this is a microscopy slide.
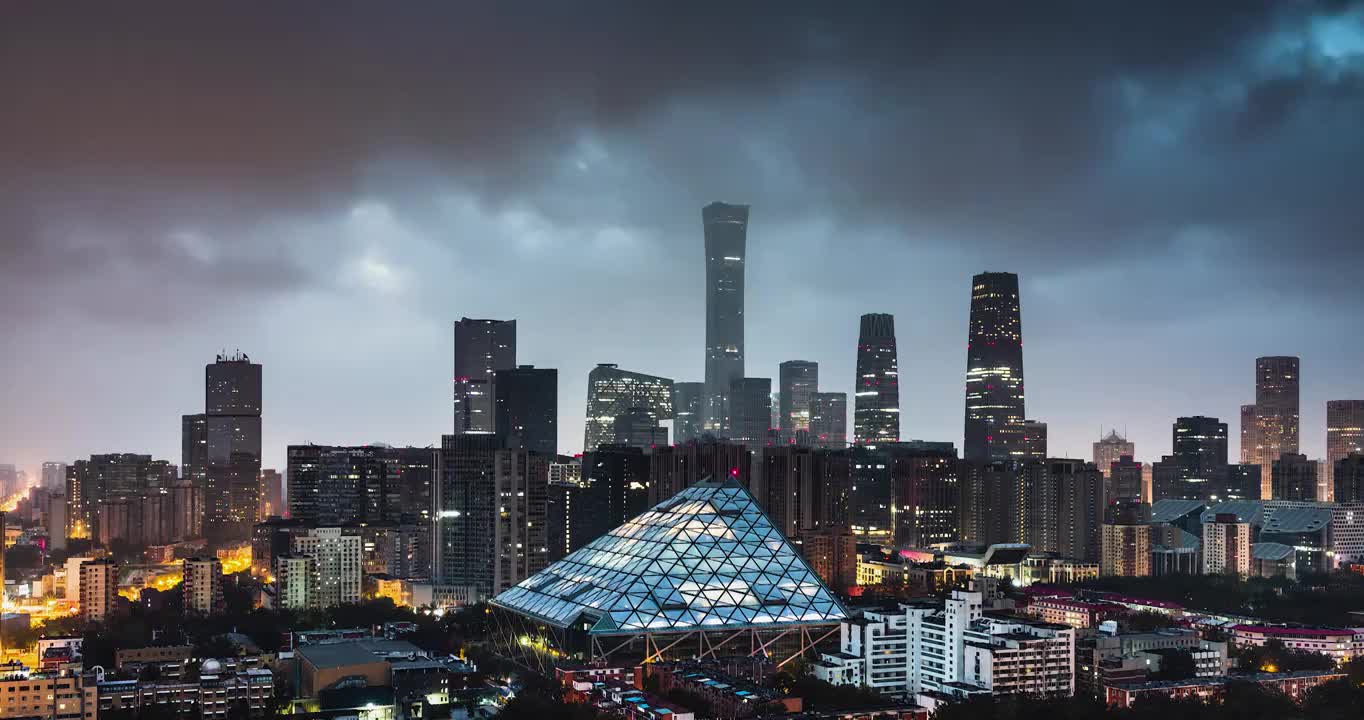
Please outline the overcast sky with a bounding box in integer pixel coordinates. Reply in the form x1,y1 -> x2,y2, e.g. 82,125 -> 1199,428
4,2 -> 1363,478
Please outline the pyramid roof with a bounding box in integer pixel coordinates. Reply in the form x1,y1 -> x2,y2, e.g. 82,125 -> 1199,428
491,478 -> 848,634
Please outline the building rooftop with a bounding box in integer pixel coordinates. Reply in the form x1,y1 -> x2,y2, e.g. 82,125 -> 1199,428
1111,669 -> 1344,691
1151,499 -> 1206,524
1251,542 -> 1295,561
297,642 -> 389,670
491,478 -> 847,633
1231,624 -> 1357,639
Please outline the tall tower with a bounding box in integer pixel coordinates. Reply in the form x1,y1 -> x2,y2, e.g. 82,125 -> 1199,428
452,318 -> 516,434
202,352 -> 262,540
853,313 -> 900,444
1326,400 -> 1364,490
493,365 -> 558,456
964,272 -> 1025,461
702,202 -> 748,435
1245,356 -> 1300,498
778,361 -> 819,444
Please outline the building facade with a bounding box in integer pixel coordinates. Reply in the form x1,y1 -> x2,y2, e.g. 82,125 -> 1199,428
452,317 -> 516,434
811,392 -> 849,449
583,364 -> 674,451
671,382 -> 705,444
702,202 -> 748,435
1326,400 -> 1364,491
494,365 -> 558,456
1093,430 -> 1135,478
183,556 -> 224,615
778,360 -> 819,445
854,313 -> 900,444
964,272 -> 1025,462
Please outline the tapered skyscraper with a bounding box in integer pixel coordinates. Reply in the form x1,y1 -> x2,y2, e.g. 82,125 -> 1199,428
452,318 -> 516,434
702,202 -> 748,435
964,272 -> 1024,461
853,313 -> 899,443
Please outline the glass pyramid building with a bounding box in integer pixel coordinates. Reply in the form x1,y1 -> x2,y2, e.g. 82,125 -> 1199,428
491,478 -> 848,635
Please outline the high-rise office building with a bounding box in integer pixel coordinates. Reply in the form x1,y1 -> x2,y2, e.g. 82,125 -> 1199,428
890,448 -> 959,547
452,318 -> 516,435
493,450 -> 548,594
1108,455 -> 1145,505
1327,400 -> 1364,490
259,469 -> 283,519
612,408 -> 669,448
433,434 -> 498,598
647,439 -> 752,505
703,202 -> 748,434
287,445 -> 425,526
65,454 -> 177,541
493,365 -> 557,455
958,460 -> 1026,546
1017,420 -> 1047,460
1335,453 -> 1364,504
576,445 -> 651,551
1054,459 -> 1104,562
1173,416 -> 1228,468
728,377 -> 773,447
1100,500 -> 1153,578
190,353 -> 263,540
671,382 -> 705,444
810,392 -> 848,449
41,462 -> 67,491
583,364 -> 673,451
853,313 -> 900,444
183,556 -> 224,615
1271,453 -> 1318,501
1092,430 -> 1134,478
964,272 -> 1025,461
778,361 -> 819,444
1243,356 -> 1300,498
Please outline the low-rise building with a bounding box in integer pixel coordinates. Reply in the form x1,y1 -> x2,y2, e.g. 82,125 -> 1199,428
652,661 -> 800,718
1022,597 -> 1122,629
1104,670 -> 1343,708
0,666 -> 96,719
1076,629 -> 1229,698
96,662 -> 275,717
1230,624 -> 1364,663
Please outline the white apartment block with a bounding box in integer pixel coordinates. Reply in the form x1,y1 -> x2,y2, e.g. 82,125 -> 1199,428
1202,516 -> 1251,575
812,589 -> 1075,700
289,527 -> 362,608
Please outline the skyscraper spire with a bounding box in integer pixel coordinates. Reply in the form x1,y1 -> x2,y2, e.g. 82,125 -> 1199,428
853,313 -> 900,443
964,272 -> 1025,461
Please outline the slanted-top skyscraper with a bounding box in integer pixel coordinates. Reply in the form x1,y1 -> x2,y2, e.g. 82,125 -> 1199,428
853,313 -> 899,444
964,272 -> 1024,461
702,202 -> 748,435
452,318 -> 516,434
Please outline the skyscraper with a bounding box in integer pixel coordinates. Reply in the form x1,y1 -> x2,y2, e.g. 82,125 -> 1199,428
702,202 -> 748,434
778,361 -> 819,444
1016,420 -> 1047,460
1172,416 -> 1228,468
1271,453 -> 1318,501
810,392 -> 848,449
853,313 -> 900,444
41,462 -> 67,491
582,364 -> 673,451
1092,430 -> 1134,478
259,468 -> 283,519
201,353 -> 263,540
494,365 -> 558,455
671,381 -> 705,444
1244,356 -> 1300,497
433,434 -> 498,599
1326,400 -> 1364,489
729,377 -> 773,447
964,272 -> 1025,461
452,318 -> 516,434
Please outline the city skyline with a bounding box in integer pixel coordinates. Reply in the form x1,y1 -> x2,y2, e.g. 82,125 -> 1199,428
6,4 -> 1364,478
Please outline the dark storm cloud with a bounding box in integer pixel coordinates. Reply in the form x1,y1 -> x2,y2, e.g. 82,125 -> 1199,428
3,2 -> 1364,472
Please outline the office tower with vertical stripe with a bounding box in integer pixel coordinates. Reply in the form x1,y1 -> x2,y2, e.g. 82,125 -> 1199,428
853,313 -> 900,444
964,272 -> 1024,461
